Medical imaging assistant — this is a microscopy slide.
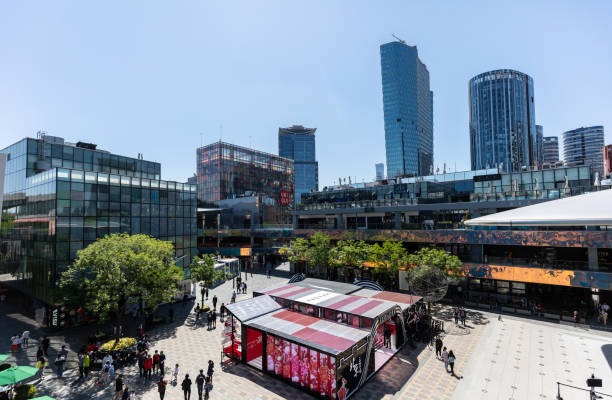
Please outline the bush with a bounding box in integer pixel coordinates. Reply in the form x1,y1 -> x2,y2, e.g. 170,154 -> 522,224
14,384 -> 36,400
201,305 -> 210,313
99,337 -> 136,352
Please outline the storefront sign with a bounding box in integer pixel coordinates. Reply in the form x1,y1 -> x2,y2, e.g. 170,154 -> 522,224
280,190 -> 291,206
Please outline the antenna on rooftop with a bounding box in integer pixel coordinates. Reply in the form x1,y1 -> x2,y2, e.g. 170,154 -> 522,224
392,34 -> 406,44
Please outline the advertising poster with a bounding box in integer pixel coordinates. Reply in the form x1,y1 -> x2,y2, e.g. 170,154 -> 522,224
337,344 -> 367,400
298,345 -> 309,387
266,335 -> 276,371
291,343 -> 300,383
319,353 -> 329,397
309,349 -> 319,393
329,357 -> 336,399
282,339 -> 291,379
245,328 -> 262,362
274,337 -> 282,375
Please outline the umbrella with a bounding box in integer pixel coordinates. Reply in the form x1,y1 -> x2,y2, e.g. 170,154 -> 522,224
0,366 -> 38,385
32,397 -> 56,400
0,354 -> 8,363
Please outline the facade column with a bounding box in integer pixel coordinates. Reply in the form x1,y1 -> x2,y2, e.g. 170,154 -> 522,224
394,212 -> 402,229
336,214 -> 344,229
588,247 -> 599,271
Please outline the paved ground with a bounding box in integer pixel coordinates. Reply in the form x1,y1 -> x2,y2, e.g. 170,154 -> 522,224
2,270 -> 611,400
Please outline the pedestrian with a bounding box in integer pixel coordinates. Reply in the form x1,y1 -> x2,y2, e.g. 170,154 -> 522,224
453,308 -> 459,325
159,350 -> 166,375
243,282 -> 247,294
195,303 -> 200,320
144,354 -> 153,380
207,311 -> 212,330
266,267 -> 270,279
83,352 -> 91,378
205,287 -> 209,301
573,310 -> 579,325
448,350 -> 456,375
138,352 -> 145,378
113,374 -> 124,400
121,386 -> 131,400
41,335 -> 50,356
220,303 -> 225,320
35,357 -> 46,379
211,309 -> 217,328
78,351 -> 85,379
158,376 -> 167,400
55,353 -> 66,378
204,376 -> 212,399
153,350 -> 160,374
460,308 -> 466,326
383,325 -> 391,348
59,344 -> 68,358
36,345 -> 44,360
182,374 -> 192,400
10,333 -> 20,352
603,310 -> 608,325
21,330 -> 30,348
196,369 -> 206,400
172,364 -> 179,386
231,291 -> 236,304
435,336 -> 443,358
442,347 -> 449,372
212,295 -> 218,311
207,360 -> 214,383
108,361 -> 116,382
236,276 -> 241,291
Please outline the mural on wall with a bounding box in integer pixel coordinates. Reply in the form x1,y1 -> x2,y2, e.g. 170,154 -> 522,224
294,229 -> 612,249
463,263 -> 612,290
337,340 -> 367,400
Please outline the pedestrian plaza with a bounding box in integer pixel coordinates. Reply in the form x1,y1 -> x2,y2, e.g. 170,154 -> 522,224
1,265 -> 611,400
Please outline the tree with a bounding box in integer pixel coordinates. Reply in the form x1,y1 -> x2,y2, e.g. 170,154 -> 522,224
405,247 -> 462,307
280,238 -> 310,264
368,241 -> 408,284
307,232 -> 332,276
330,240 -> 369,270
189,255 -> 219,288
59,234 -> 183,339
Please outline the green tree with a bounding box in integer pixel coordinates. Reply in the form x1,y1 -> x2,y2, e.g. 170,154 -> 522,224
280,238 -> 310,264
307,232 -> 331,276
189,255 -> 218,288
59,233 -> 183,339
368,241 -> 408,283
405,247 -> 462,307
330,240 -> 369,269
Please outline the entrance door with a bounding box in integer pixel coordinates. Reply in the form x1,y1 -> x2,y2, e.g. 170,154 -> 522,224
245,328 -> 263,370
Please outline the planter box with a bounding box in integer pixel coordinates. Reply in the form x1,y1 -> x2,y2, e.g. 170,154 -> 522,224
516,308 -> 531,315
501,306 -> 515,313
544,312 -> 560,320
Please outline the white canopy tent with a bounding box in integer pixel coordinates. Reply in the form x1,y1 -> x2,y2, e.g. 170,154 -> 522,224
464,189 -> 612,227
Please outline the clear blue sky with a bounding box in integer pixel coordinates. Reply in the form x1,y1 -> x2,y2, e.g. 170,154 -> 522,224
1,1 -> 611,186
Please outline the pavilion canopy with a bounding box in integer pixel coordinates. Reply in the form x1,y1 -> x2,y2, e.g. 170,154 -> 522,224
464,189 -> 612,227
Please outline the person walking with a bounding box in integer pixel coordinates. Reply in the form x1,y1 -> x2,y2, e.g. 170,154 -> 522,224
35,357 -> 46,379
448,350 -> 456,375
212,295 -> 218,311
159,351 -> 166,375
113,374 -> 124,400
204,376 -> 212,399
207,311 -> 212,330
41,335 -> 50,356
460,308 -> 466,326
211,309 -> 217,329
603,309 -> 608,325
207,360 -> 215,384
195,304 -> 201,321
10,333 -> 20,352
55,353 -> 66,378
231,290 -> 236,304
220,303 -> 226,320
243,282 -> 247,294
182,374 -> 192,400
21,330 -> 30,348
205,287 -> 209,301
144,354 -> 153,380
78,351 -> 85,380
383,325 -> 391,348
435,336 -> 443,358
157,376 -> 167,400
172,364 -> 180,386
138,352 -> 145,378
59,345 -> 68,358
453,308 -> 459,325
442,347 -> 449,372
153,350 -> 160,374
196,369 -> 206,400
83,352 -> 91,379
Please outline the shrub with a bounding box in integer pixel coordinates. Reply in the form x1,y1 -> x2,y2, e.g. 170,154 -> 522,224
14,384 -> 36,400
201,305 -> 211,313
99,337 -> 136,352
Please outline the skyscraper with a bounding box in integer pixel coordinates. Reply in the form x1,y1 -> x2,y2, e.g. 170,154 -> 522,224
380,41 -> 433,178
469,69 -> 537,172
603,144 -> 612,178
278,125 -> 318,206
375,163 -> 384,180
536,125 -> 544,166
542,136 -> 560,164
563,126 -> 605,177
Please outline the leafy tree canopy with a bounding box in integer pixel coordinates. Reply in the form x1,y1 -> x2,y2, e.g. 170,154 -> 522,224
329,240 -> 369,269
189,254 -> 219,288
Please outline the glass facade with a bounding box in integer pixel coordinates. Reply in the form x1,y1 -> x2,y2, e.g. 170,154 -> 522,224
562,126 -> 605,178
0,138 -> 196,306
278,125 -> 318,206
536,125 -> 543,166
380,41 -> 433,178
196,141 -> 294,223
469,69 -> 537,173
542,136 -> 559,164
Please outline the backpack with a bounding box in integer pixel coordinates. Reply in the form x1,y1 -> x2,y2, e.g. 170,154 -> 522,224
449,356 -> 455,363
196,375 -> 205,386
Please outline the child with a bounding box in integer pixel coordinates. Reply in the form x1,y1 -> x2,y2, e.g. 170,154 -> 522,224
172,363 -> 179,386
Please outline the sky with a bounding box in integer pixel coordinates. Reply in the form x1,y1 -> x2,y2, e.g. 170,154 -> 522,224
1,1 -> 611,186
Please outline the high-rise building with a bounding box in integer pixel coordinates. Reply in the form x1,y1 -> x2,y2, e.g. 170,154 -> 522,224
542,136 -> 560,164
0,136 -> 197,310
469,69 -> 537,172
536,125 -> 544,165
375,163 -> 385,180
380,41 -> 433,178
197,141 -> 294,223
604,144 -> 612,178
562,126 -> 604,178
278,125 -> 318,206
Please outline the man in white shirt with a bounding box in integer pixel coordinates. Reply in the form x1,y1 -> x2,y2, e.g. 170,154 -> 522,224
21,330 -> 30,348
442,347 -> 449,372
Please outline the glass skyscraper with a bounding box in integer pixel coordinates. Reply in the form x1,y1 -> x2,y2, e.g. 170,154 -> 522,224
0,136 -> 197,309
562,126 -> 605,178
469,69 -> 537,172
542,136 -> 560,164
278,125 -> 318,206
536,125 -> 544,166
380,41 -> 433,178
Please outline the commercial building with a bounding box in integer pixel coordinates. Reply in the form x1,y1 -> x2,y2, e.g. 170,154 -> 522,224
196,141 -> 294,224
604,144 -> 612,178
563,126 -> 605,178
278,125 -> 318,206
375,163 -> 384,181
0,136 -> 197,318
469,69 -> 537,172
536,125 -> 544,166
542,136 -> 560,164
380,41 -> 433,178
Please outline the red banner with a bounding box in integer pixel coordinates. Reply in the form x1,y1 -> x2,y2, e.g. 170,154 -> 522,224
280,190 -> 291,206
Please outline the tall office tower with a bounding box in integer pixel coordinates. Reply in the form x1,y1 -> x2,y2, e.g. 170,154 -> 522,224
469,69 -> 537,172
563,126 -> 605,178
542,136 -> 560,164
536,125 -> 544,165
375,163 -> 385,180
603,144 -> 612,178
278,125 -> 318,206
380,41 -> 433,178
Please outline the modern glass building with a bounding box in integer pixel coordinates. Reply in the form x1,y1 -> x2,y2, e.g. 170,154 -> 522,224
380,41 -> 433,178
469,69 -> 537,173
563,126 -> 605,178
375,163 -> 384,181
278,125 -> 318,206
542,136 -> 560,164
0,136 -> 197,310
196,141 -> 294,223
536,125 -> 544,166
